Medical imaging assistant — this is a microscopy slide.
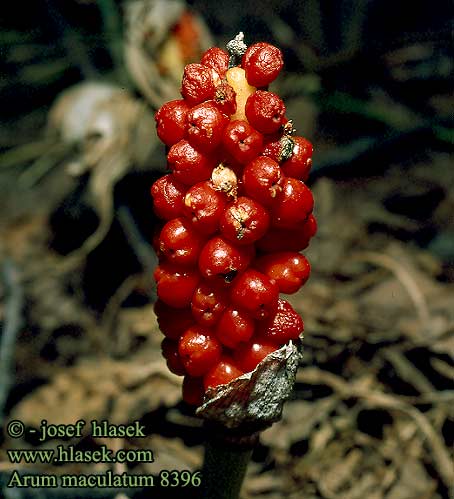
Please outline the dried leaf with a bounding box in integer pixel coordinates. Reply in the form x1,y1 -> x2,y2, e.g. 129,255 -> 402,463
197,342 -> 301,432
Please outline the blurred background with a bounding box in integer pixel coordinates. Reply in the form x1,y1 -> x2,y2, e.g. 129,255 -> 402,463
0,1 -> 453,498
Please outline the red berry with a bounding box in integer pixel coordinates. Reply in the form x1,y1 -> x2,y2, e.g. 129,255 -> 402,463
191,280 -> 229,327
261,133 -> 282,162
222,120 -> 263,164
271,177 -> 314,229
181,63 -> 219,106
183,180 -> 228,235
204,357 -> 243,390
182,375 -> 205,406
233,340 -> 277,372
167,139 -> 216,185
155,99 -> 189,146
219,196 -> 270,245
178,325 -> 222,376
186,101 -> 228,153
150,174 -> 186,220
245,91 -> 286,134
215,307 -> 255,349
158,217 -> 206,267
254,251 -> 311,294
154,300 -> 194,340
257,298 -> 304,344
242,156 -> 283,207
230,269 -> 279,320
198,236 -> 255,284
256,214 -> 317,252
280,136 -> 313,181
161,338 -> 186,375
303,213 -> 317,238
214,82 -> 237,116
242,42 -> 284,87
201,47 -> 230,79
256,228 -> 307,252
154,263 -> 200,308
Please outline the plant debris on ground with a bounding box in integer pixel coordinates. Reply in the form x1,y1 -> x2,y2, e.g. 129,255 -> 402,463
0,1 -> 452,498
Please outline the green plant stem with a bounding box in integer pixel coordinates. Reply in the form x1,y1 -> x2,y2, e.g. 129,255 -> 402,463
201,426 -> 257,499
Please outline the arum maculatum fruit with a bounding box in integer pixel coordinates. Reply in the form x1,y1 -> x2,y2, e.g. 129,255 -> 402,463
152,33 -> 316,406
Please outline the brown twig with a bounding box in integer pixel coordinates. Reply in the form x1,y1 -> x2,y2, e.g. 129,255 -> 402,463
297,368 -> 454,488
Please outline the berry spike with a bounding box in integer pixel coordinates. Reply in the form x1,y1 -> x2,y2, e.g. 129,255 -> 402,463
151,34 -> 315,407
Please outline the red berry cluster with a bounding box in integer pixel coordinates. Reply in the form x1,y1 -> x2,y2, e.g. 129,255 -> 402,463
151,39 -> 316,406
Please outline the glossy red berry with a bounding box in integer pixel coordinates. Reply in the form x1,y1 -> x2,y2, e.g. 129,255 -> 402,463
198,236 -> 254,284
303,213 -> 317,238
280,136 -> 313,181
222,120 -> 263,164
204,357 -> 243,390
182,376 -> 205,406
154,263 -> 200,308
201,47 -> 230,79
230,269 -> 279,320
155,99 -> 189,146
214,82 -> 237,116
161,338 -> 186,375
167,139 -> 216,185
220,196 -> 270,245
183,180 -> 228,235
256,214 -> 317,252
242,156 -> 283,207
256,228 -> 306,252
254,251 -> 311,294
261,133 -> 282,162
158,217 -> 206,267
242,42 -> 284,87
154,300 -> 194,340
191,280 -> 229,327
270,177 -> 314,229
245,91 -> 286,134
181,63 -> 219,105
150,174 -> 186,220
233,340 -> 277,372
215,307 -> 255,348
257,298 -> 304,344
186,101 -> 229,152
178,325 -> 222,376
